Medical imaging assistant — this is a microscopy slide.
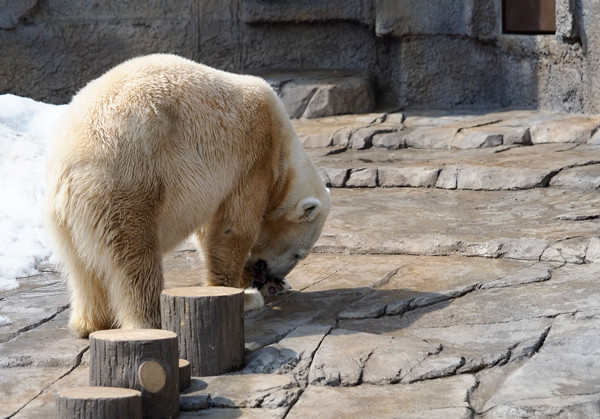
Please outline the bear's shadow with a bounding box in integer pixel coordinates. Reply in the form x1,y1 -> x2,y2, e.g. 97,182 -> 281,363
247,286 -> 451,336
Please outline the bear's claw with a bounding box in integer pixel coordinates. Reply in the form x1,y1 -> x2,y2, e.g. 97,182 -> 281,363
261,278 -> 292,297
250,259 -> 292,297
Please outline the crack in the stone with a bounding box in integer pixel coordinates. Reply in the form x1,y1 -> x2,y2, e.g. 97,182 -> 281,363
6,345 -> 89,418
540,236 -> 587,264
529,326 -> 551,357
298,262 -> 353,295
406,355 -> 466,384
554,144 -> 580,153
15,303 -> 70,336
537,169 -> 562,188
396,351 -> 433,383
475,262 -> 556,291
557,214 -> 600,221
293,87 -> 319,119
533,159 -> 600,189
282,326 -> 333,418
395,309 -> 577,330
397,342 -> 445,383
465,375 -> 481,415
354,350 -> 374,386
396,325 -> 552,386
323,146 -> 347,156
405,284 -> 478,312
458,119 -> 504,132
450,119 -> 503,149
493,144 -> 525,154
371,266 -> 402,289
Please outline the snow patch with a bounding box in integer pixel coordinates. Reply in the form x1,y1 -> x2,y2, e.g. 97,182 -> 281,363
0,94 -> 67,292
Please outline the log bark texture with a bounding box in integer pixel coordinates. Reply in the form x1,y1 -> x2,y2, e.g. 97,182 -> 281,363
89,329 -> 179,419
179,359 -> 191,391
56,386 -> 142,419
161,286 -> 245,376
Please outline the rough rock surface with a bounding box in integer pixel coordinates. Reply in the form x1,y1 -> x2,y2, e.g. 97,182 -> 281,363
2,109 -> 600,418
5,0 -> 600,114
259,70 -> 375,119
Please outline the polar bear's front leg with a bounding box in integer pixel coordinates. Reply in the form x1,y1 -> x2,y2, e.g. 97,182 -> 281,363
243,288 -> 265,311
197,180 -> 270,311
200,223 -> 257,288
201,229 -> 266,311
198,178 -> 268,289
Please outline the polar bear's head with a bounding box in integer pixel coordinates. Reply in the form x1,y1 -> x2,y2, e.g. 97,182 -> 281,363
245,101 -> 331,285
249,192 -> 330,282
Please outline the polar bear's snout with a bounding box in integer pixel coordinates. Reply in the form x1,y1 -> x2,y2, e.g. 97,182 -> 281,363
249,259 -> 270,286
249,258 -> 290,282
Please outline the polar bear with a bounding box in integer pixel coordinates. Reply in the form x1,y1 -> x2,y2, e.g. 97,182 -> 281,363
44,54 -> 330,337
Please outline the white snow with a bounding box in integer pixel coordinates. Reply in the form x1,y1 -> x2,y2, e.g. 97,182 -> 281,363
0,94 -> 67,292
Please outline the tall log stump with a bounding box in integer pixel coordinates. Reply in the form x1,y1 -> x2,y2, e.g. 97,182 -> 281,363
89,329 -> 179,419
161,286 -> 245,376
56,387 -> 142,419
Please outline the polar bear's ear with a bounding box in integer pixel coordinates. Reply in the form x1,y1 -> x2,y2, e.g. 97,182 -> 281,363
296,197 -> 322,222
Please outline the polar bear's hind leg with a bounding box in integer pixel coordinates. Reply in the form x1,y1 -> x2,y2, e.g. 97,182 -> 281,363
47,217 -> 114,338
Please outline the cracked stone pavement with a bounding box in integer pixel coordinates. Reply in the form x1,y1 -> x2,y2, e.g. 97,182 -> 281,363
1,109 -> 600,418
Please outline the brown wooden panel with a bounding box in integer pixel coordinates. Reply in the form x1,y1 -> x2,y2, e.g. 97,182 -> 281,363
503,0 -> 556,34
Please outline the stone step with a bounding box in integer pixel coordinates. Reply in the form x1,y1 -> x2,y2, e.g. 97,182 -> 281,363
309,144 -> 600,190
295,109 -> 600,190
295,109 -> 600,149
313,188 -> 600,262
258,69 -> 375,119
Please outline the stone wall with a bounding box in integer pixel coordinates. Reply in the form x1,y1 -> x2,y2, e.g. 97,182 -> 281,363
1,0 -> 599,113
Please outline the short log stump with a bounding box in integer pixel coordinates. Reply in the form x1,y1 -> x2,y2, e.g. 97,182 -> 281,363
89,329 -> 179,419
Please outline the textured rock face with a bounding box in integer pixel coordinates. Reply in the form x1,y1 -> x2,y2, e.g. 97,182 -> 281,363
3,0 -> 600,112
0,0 -> 37,29
375,0 -> 467,37
241,0 -> 372,25
260,70 -> 375,118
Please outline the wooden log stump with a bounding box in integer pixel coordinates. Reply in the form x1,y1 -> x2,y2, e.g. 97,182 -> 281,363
56,386 -> 142,419
89,329 -> 179,419
179,359 -> 191,391
161,286 -> 245,376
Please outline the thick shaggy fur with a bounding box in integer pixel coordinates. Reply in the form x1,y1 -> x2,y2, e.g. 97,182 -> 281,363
44,54 -> 330,337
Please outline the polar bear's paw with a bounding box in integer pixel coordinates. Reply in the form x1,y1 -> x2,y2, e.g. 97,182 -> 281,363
69,316 -> 97,339
261,278 -> 292,297
249,259 -> 292,298
244,287 -> 265,312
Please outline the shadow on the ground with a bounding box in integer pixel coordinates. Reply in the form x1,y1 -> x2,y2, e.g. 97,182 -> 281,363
245,286 -> 450,345
179,378 -> 243,417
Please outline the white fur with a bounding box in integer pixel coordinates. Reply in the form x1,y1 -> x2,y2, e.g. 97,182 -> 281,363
43,54 -> 330,336
244,288 -> 265,311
